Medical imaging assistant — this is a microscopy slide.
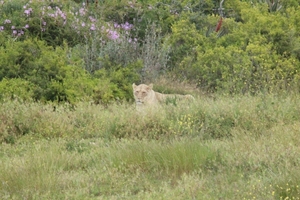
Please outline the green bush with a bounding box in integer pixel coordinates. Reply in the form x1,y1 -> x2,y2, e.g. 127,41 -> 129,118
0,38 -> 98,103
0,35 -> 143,104
2,0 -> 300,101
0,0 -> 84,46
93,60 -> 142,104
0,39 -> 62,101
168,2 -> 300,94
0,78 -> 35,101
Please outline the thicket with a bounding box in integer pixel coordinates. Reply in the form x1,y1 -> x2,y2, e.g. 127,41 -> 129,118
1,0 -> 300,102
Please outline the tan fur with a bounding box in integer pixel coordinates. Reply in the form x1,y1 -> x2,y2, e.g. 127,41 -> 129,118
132,83 -> 194,108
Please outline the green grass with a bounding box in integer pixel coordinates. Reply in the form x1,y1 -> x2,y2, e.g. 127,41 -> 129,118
1,93 -> 300,199
107,139 -> 218,177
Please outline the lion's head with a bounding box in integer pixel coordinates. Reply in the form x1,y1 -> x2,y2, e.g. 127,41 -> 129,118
132,83 -> 155,106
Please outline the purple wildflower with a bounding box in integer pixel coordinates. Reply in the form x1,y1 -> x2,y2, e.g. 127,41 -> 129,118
114,23 -> 120,28
24,24 -> 29,29
89,16 -> 96,22
79,8 -> 86,16
24,8 -> 33,16
121,22 -> 133,30
61,13 -> 67,20
12,30 -> 17,36
107,30 -> 119,40
4,19 -> 11,24
56,7 -> 61,12
24,10 -> 30,15
90,24 -> 96,31
0,26 -> 4,31
17,30 -> 24,36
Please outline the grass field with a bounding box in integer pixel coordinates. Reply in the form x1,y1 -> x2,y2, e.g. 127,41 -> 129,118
1,93 -> 300,199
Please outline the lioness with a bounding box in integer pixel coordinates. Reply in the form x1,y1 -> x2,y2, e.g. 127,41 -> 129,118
132,83 -> 194,107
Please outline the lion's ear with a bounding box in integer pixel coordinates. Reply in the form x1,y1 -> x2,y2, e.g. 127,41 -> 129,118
148,83 -> 153,89
132,83 -> 136,89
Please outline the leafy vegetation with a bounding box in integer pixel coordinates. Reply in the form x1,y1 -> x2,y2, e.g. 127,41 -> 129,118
1,0 -> 300,199
1,0 -> 300,100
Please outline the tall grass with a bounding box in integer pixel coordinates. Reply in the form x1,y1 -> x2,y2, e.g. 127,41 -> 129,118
107,139 -> 219,177
2,92 -> 300,143
1,93 -> 300,199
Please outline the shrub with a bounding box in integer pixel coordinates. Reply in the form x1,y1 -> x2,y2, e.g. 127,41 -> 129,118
0,38 -> 98,103
0,78 -> 35,101
168,4 -> 300,94
2,0 -> 300,101
0,0 -> 82,46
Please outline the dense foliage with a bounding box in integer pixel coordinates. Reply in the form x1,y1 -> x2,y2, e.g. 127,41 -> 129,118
1,0 -> 300,102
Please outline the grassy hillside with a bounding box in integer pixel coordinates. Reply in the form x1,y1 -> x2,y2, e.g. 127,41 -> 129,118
1,93 -> 300,199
